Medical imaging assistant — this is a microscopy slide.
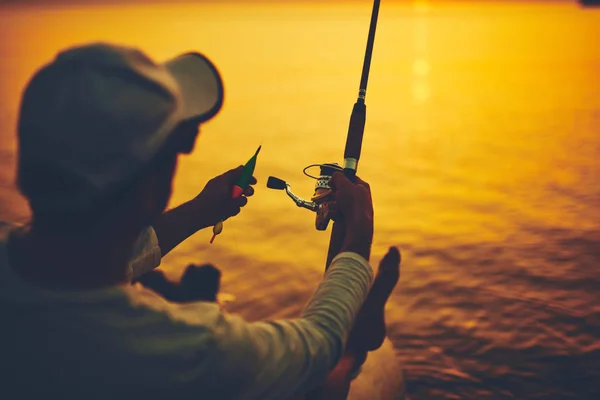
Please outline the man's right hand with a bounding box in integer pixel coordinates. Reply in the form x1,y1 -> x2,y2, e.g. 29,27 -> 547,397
329,172 -> 374,261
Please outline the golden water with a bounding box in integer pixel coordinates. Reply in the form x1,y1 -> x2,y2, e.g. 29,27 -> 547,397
1,1 -> 599,398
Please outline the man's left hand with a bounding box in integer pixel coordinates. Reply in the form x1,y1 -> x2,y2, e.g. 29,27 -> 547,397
193,166 -> 257,228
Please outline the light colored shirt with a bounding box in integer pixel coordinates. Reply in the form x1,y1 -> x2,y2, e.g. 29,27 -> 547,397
0,225 -> 373,400
126,226 -> 163,281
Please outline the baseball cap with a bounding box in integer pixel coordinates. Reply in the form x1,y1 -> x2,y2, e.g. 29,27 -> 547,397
16,42 -> 224,212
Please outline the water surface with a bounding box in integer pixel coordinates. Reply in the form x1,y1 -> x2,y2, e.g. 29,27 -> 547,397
1,1 -> 599,398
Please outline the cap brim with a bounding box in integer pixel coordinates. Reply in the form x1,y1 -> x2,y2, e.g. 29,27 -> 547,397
163,52 -> 224,124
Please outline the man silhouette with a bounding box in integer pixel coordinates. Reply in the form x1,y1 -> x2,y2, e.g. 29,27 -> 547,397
0,42 -> 400,399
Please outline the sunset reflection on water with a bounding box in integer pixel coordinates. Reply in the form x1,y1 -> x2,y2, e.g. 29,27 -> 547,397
1,1 -> 599,398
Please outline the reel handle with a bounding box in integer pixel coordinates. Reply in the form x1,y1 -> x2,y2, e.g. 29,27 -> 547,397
266,176 -> 287,190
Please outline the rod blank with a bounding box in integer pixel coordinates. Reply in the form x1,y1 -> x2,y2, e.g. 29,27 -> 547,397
358,0 -> 381,98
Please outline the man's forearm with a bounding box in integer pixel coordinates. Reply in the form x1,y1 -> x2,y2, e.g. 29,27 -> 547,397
302,253 -> 374,343
216,253 -> 374,400
153,200 -> 209,256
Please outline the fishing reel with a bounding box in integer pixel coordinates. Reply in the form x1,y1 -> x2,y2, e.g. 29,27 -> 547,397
267,163 -> 343,231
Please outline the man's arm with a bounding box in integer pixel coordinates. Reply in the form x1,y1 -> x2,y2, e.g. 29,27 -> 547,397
152,200 -> 209,256
127,199 -> 225,281
153,166 -> 256,256
128,198 -> 217,279
128,200 -> 216,280
206,253 -> 374,400
128,167 -> 256,280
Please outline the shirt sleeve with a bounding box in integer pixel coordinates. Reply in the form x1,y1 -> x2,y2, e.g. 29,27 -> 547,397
126,226 -> 162,282
207,252 -> 374,400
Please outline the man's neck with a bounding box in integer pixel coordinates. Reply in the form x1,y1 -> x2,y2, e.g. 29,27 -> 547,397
8,223 -> 140,290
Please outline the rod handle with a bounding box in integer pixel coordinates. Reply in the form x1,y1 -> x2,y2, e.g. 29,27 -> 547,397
343,100 -> 366,182
343,101 -> 366,161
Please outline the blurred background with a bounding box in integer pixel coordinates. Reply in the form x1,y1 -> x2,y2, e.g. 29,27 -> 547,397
1,0 -> 599,398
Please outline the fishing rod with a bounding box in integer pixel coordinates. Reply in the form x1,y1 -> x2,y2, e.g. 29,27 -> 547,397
266,3 -> 381,396
344,0 -> 380,181
266,0 -> 381,249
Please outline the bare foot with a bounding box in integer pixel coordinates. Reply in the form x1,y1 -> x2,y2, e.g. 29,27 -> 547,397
347,246 -> 401,352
